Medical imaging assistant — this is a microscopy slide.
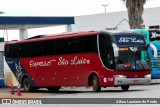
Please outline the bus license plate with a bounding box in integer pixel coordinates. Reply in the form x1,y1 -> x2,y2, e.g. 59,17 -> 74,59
133,80 -> 139,84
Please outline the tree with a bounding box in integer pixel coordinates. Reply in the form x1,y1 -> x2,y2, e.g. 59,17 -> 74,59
122,0 -> 147,29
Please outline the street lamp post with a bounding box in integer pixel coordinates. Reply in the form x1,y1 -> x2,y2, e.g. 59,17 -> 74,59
102,4 -> 108,14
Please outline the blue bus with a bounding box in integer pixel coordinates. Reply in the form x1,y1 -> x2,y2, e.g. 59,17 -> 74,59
134,29 -> 160,79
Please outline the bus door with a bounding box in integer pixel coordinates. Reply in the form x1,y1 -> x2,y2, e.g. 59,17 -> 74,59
99,34 -> 115,86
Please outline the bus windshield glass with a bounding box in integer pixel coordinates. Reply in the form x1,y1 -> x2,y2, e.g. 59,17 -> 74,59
116,47 -> 150,71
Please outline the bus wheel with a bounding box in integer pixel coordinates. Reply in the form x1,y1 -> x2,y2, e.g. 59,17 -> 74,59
23,78 -> 32,92
121,85 -> 129,91
47,86 -> 61,92
92,76 -> 101,92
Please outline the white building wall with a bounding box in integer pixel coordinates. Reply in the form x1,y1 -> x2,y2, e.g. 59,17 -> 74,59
72,7 -> 160,31
0,42 -> 4,51
143,7 -> 160,28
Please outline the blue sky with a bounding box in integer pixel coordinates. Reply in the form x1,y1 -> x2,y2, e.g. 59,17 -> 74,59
0,0 -> 160,40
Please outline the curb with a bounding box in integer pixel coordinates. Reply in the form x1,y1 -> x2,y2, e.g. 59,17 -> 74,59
150,79 -> 160,84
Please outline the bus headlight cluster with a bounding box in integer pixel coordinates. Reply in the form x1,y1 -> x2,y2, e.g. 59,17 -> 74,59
115,75 -> 126,78
144,74 -> 151,78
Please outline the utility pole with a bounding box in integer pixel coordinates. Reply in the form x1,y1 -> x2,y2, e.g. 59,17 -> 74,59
102,4 -> 108,14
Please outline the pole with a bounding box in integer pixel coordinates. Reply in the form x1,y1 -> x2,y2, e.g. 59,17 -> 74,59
102,4 -> 108,14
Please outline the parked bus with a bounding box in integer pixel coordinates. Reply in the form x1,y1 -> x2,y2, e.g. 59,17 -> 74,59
4,30 -> 153,92
134,29 -> 160,79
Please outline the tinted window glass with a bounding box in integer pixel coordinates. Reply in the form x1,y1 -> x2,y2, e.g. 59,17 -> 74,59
5,44 -> 19,58
12,44 -> 19,58
43,40 -> 55,56
56,39 -> 68,55
69,37 -> 83,54
30,41 -> 42,57
5,45 -> 9,57
99,34 -> 115,69
19,43 -> 30,57
83,35 -> 97,53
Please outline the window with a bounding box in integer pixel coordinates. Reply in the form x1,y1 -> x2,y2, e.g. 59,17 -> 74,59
5,44 -> 19,58
43,40 -> 55,56
149,25 -> 159,29
11,44 -> 19,58
83,35 -> 98,53
30,41 -> 42,57
5,45 -> 10,57
69,37 -> 83,54
99,34 -> 115,69
56,38 -> 69,55
19,43 -> 30,57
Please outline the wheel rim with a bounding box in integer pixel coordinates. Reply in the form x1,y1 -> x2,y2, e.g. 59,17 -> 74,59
92,79 -> 97,90
24,80 -> 29,91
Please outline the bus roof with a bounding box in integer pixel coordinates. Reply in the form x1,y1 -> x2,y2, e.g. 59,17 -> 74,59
5,30 -> 144,45
5,31 -> 100,45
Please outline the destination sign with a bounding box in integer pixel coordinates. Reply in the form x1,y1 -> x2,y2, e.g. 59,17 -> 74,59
114,35 -> 146,46
149,30 -> 160,41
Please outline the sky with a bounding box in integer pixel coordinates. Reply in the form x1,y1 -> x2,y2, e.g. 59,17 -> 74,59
0,0 -> 160,40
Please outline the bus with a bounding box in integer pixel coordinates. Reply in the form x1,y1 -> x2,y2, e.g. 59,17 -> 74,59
134,29 -> 160,79
4,30 -> 153,92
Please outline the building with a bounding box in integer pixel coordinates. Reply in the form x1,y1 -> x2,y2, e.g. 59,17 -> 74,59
71,7 -> 160,31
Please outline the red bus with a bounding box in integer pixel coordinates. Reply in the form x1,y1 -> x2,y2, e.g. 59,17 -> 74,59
4,30 -> 152,92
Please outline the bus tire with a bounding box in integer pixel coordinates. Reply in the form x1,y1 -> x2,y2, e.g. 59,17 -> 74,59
121,85 -> 129,91
92,75 -> 101,92
23,77 -> 32,92
47,86 -> 61,92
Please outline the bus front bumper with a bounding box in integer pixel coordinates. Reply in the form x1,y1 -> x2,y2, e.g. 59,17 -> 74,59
114,76 -> 151,86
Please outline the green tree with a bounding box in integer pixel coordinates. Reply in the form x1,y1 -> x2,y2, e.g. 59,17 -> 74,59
122,0 -> 147,29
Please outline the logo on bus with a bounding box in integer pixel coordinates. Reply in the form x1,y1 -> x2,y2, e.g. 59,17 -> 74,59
151,32 -> 160,38
57,56 -> 90,66
118,37 -> 144,43
29,56 -> 90,68
30,59 -> 56,68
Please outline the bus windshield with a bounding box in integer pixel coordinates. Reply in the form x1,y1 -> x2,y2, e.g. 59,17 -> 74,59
116,47 -> 150,71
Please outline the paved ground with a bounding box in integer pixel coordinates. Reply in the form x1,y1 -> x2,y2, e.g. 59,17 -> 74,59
0,79 -> 160,107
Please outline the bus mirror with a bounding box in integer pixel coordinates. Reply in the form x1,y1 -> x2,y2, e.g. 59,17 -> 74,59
150,44 -> 158,58
112,43 -> 119,57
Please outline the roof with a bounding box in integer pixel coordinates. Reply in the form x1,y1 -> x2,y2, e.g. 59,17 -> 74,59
6,31 -> 100,44
0,16 -> 75,29
101,30 -> 145,36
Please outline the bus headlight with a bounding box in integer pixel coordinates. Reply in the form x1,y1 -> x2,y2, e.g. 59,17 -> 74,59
144,74 -> 151,78
115,75 -> 126,78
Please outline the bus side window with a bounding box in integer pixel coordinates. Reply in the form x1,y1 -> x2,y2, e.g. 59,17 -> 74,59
105,35 -> 115,69
30,41 -> 43,57
99,34 -> 115,69
12,44 -> 19,58
56,38 -> 69,55
5,44 -> 19,58
19,43 -> 30,58
83,35 -> 98,53
68,37 -> 83,54
43,40 -> 55,56
5,45 -> 11,58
